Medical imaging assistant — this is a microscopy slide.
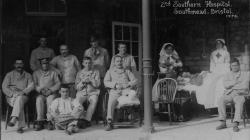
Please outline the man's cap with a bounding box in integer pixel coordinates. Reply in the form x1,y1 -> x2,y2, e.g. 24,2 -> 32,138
90,36 -> 99,42
39,58 -> 49,64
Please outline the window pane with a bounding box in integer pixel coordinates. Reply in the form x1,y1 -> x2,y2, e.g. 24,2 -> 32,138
132,27 -> 139,41
132,42 -> 138,56
26,0 -> 66,14
115,25 -> 122,40
134,57 -> 139,71
54,0 -> 66,12
40,0 -> 53,12
124,41 -> 131,54
114,41 -> 120,54
123,26 -> 130,41
26,0 -> 39,12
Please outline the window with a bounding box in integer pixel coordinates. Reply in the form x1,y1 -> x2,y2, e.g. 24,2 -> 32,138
25,0 -> 67,16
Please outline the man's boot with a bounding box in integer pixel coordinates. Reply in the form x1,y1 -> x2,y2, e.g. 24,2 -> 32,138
216,120 -> 227,130
233,122 -> 240,132
47,121 -> 54,130
105,119 -> 113,131
35,121 -> 44,131
17,127 -> 24,133
8,117 -> 17,127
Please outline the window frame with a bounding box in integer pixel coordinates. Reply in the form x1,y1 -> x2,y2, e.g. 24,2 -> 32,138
25,0 -> 67,16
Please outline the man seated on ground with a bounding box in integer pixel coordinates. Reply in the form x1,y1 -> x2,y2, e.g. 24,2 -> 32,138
104,55 -> 137,131
75,57 -> 100,127
47,84 -> 84,135
216,58 -> 250,132
2,57 -> 34,133
33,58 -> 61,131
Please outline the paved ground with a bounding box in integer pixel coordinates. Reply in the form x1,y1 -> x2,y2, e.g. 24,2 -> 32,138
1,115 -> 250,140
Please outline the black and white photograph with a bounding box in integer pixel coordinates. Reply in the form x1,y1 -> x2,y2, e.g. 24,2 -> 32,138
0,0 -> 250,140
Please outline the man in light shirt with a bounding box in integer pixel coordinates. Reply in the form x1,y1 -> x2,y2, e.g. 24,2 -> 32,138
50,44 -> 81,98
75,57 -> 100,126
33,58 -> 61,131
30,37 -> 55,71
2,57 -> 34,133
104,56 -> 137,131
216,58 -> 250,132
47,84 -> 84,135
84,36 -> 110,121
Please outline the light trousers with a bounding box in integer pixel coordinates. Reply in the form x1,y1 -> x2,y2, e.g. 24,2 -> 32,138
10,95 -> 28,128
106,92 -> 121,120
218,91 -> 245,122
36,94 -> 57,121
76,93 -> 98,121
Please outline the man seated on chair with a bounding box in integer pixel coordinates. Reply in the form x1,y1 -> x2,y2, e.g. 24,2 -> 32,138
47,84 -> 84,135
104,55 -> 137,131
75,57 -> 100,127
2,57 -> 34,133
33,58 -> 61,131
216,58 -> 250,132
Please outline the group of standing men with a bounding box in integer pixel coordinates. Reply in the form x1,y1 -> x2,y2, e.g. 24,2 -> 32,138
2,36 -> 138,134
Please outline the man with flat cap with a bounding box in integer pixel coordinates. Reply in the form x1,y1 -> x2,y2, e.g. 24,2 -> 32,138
30,37 -> 55,71
33,58 -> 61,131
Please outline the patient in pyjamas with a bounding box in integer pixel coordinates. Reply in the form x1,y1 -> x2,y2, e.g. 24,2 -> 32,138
47,84 -> 84,135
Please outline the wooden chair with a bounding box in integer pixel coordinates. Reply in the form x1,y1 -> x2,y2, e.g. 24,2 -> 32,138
103,87 -> 142,128
155,78 -> 178,124
157,72 -> 177,79
174,90 -> 193,121
5,103 -> 30,130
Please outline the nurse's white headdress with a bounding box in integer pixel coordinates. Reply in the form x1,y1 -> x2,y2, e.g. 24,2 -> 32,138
216,38 -> 227,51
159,43 -> 178,57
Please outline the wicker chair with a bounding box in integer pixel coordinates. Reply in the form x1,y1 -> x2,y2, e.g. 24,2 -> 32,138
103,87 -> 142,128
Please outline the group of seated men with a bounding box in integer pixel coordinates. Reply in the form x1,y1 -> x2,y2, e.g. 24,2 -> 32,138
2,36 -> 138,134
3,36 -> 249,135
